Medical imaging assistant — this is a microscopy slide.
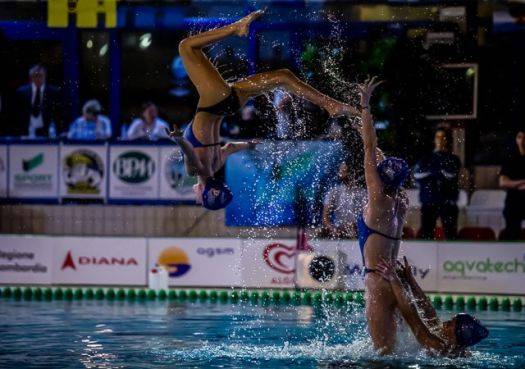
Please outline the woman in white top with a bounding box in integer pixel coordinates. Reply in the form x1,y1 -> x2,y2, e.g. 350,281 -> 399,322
126,102 -> 170,141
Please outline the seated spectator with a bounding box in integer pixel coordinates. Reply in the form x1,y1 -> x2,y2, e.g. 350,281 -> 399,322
126,102 -> 169,141
322,163 -> 367,239
414,126 -> 461,240
67,100 -> 112,140
15,64 -> 61,137
499,128 -> 525,240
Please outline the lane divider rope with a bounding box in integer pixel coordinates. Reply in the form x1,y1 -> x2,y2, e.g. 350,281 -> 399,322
0,286 -> 523,312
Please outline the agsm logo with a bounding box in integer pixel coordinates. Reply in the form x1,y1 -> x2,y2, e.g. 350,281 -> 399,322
113,151 -> 155,184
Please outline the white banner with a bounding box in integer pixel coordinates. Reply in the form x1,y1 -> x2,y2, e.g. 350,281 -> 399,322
399,241 -> 439,292
437,242 -> 525,294
309,239 -> 364,290
148,238 -> 242,287
0,236 -> 53,284
158,146 -> 198,201
8,144 -> 59,198
109,146 -> 160,199
60,145 -> 107,199
0,145 -> 7,197
52,237 -> 147,285
240,239 -> 296,288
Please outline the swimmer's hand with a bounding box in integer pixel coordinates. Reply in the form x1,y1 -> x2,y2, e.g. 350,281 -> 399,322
376,257 -> 400,283
396,256 -> 415,283
165,126 -> 183,142
359,76 -> 384,109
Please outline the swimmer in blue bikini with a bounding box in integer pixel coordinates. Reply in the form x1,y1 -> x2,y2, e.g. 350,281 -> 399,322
356,78 -> 488,355
166,9 -> 359,210
354,77 -> 410,354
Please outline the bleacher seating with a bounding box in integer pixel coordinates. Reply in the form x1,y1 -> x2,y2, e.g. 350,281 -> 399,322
458,227 -> 496,241
465,190 -> 506,235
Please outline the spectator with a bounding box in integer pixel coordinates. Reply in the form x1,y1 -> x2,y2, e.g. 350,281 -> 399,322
414,126 -> 461,240
67,99 -> 112,140
15,64 -> 61,137
321,162 -> 367,239
126,102 -> 169,141
499,128 -> 525,240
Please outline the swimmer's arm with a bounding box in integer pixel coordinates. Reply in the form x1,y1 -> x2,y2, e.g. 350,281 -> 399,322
167,132 -> 209,177
221,140 -> 259,157
378,258 -> 447,353
361,108 -> 383,196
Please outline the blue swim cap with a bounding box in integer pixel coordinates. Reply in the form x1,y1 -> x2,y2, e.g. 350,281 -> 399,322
377,157 -> 409,189
202,178 -> 233,210
454,313 -> 489,347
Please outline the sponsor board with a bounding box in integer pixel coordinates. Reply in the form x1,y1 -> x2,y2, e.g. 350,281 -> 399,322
60,145 -> 107,198
437,242 -> 525,294
8,145 -> 59,198
0,145 -> 7,197
0,236 -> 53,284
52,237 -> 147,285
240,239 -> 296,288
109,146 -> 160,199
309,239 -> 364,290
399,241 -> 438,292
148,238 -> 242,287
159,146 -> 198,200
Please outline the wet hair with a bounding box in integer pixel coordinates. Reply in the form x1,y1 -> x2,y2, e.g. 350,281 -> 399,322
29,64 -> 46,77
82,99 -> 102,116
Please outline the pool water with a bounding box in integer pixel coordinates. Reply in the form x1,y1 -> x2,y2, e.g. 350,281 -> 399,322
1,300 -> 525,369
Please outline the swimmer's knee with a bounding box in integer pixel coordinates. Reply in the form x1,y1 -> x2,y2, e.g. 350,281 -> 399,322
178,38 -> 194,55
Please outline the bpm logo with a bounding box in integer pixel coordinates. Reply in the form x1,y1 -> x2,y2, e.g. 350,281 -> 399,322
157,247 -> 191,278
61,250 -> 138,270
113,151 -> 155,184
263,243 -> 295,274
23,153 -> 44,172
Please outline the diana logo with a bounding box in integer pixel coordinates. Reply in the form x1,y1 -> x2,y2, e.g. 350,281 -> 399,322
63,149 -> 104,194
113,151 -> 155,184
157,247 -> 191,278
61,250 -> 138,270
263,243 -> 296,274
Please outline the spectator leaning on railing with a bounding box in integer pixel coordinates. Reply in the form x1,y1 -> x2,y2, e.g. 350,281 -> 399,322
499,128 -> 525,240
126,102 -> 169,141
67,99 -> 112,140
15,64 -> 61,138
413,126 -> 461,240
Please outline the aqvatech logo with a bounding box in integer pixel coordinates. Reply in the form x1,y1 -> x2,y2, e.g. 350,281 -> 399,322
157,247 -> 191,278
113,151 -> 155,184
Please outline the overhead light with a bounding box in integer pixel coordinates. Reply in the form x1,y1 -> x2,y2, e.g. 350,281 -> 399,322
86,39 -> 93,49
99,44 -> 108,57
139,33 -> 152,49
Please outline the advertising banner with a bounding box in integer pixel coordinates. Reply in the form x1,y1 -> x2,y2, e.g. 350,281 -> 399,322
0,236 -> 53,284
148,238 -> 242,287
60,144 -> 107,199
8,144 -> 59,199
0,145 -> 7,197
437,242 -> 525,294
309,239 -> 364,290
240,239 -> 296,288
399,241 -> 439,292
158,146 -> 198,201
109,146 -> 160,199
52,237 -> 147,285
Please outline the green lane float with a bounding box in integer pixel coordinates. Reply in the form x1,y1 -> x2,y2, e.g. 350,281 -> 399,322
0,287 -> 523,313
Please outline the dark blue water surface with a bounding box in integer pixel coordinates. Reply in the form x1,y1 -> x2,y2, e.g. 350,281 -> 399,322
1,300 -> 524,369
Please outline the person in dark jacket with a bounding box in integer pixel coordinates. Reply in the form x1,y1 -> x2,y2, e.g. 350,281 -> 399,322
15,64 -> 61,137
499,128 -> 525,240
414,127 -> 461,239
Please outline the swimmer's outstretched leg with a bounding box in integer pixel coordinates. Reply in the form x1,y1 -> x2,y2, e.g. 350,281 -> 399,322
233,69 -> 359,117
179,10 -> 264,106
